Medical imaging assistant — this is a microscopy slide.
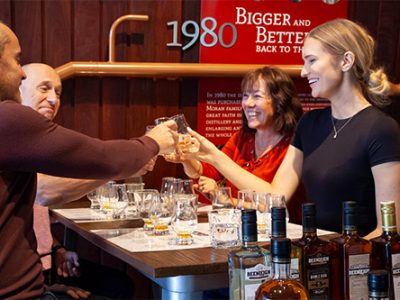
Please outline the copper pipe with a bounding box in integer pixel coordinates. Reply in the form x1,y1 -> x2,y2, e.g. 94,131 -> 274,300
109,14 -> 149,62
56,62 -> 302,80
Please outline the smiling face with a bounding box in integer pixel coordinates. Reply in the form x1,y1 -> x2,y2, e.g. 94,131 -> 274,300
0,24 -> 26,102
20,64 -> 62,120
241,77 -> 274,131
301,37 -> 343,100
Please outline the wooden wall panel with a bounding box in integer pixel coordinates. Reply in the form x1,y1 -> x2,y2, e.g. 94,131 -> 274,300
43,0 -> 72,66
0,0 -> 12,26
13,0 -> 42,64
73,0 -> 101,61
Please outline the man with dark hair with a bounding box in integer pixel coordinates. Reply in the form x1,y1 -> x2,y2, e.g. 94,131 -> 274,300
0,21 -> 177,299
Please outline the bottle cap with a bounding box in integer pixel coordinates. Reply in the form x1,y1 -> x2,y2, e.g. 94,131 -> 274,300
368,270 -> 388,296
302,203 -> 316,231
242,209 -> 257,243
270,238 -> 291,263
381,201 -> 397,230
271,207 -> 286,238
343,201 -> 357,230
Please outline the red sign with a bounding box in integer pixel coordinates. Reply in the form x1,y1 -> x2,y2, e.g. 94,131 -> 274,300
198,0 -> 347,144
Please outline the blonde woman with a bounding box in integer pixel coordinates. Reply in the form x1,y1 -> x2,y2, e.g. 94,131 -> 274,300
183,19 -> 400,238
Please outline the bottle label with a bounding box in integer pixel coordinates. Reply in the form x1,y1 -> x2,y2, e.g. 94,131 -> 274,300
392,253 -> 400,299
243,264 -> 270,299
348,254 -> 369,300
306,253 -> 330,298
290,257 -> 300,280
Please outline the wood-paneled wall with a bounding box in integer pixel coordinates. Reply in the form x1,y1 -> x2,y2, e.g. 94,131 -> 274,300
0,0 -> 399,190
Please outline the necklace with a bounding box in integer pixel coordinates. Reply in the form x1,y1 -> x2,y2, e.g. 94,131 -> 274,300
331,115 -> 354,139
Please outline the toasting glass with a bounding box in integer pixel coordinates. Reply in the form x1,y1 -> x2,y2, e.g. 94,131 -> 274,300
170,194 -> 198,245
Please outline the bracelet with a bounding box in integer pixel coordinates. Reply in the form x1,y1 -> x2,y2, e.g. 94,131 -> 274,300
52,244 -> 65,253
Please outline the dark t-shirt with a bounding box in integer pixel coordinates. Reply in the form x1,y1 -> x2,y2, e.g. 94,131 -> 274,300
0,101 -> 159,299
292,106 -> 400,235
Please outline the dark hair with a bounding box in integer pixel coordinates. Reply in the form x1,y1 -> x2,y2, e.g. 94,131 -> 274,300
241,66 -> 303,135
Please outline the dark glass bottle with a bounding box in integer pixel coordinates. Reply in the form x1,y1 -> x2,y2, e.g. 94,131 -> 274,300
256,238 -> 308,299
292,203 -> 332,299
228,209 -> 270,300
370,201 -> 400,299
270,207 -> 301,281
368,270 -> 389,300
331,201 -> 372,300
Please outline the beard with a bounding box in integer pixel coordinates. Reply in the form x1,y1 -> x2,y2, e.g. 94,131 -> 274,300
0,77 -> 22,103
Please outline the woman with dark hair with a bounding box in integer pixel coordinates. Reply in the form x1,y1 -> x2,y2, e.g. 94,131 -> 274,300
167,66 -> 304,221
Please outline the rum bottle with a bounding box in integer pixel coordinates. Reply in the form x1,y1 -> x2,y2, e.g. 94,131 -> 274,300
229,209 -> 270,300
368,270 -> 389,300
256,238 -> 308,299
370,201 -> 400,299
292,203 -> 332,299
331,201 -> 372,300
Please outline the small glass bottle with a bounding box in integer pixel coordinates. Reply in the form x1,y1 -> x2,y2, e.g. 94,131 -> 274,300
228,209 -> 270,300
331,201 -> 372,300
368,270 -> 389,300
270,207 -> 301,281
256,238 -> 308,299
370,201 -> 400,299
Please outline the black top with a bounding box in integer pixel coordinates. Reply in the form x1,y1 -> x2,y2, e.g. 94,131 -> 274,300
292,106 -> 400,235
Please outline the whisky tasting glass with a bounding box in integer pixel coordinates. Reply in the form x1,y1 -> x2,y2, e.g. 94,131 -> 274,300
170,194 -> 198,245
253,191 -> 270,235
212,186 -> 234,209
111,183 -> 129,219
125,182 -> 145,217
98,184 -> 119,219
151,193 -> 174,235
236,189 -> 255,210
87,187 -> 101,210
136,189 -> 160,231
170,114 -> 199,154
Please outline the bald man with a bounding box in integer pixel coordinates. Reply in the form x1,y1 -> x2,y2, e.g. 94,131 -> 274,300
0,21 -> 177,299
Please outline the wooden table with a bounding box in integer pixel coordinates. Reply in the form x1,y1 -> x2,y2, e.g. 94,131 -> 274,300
50,209 -> 231,299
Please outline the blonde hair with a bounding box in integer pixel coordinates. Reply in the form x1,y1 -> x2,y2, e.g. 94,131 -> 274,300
306,18 -> 391,107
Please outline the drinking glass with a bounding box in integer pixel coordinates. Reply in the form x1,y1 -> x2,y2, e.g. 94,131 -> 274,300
125,183 -> 145,217
253,191 -> 270,235
170,114 -> 199,153
236,189 -> 255,210
213,186 -> 233,209
178,179 -> 194,194
160,177 -> 181,194
154,117 -> 170,125
208,209 -> 241,248
150,194 -> 174,235
87,188 -> 101,210
111,183 -> 129,219
170,194 -> 198,245
136,189 -> 160,231
98,184 -> 118,219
